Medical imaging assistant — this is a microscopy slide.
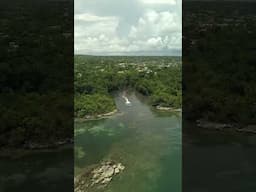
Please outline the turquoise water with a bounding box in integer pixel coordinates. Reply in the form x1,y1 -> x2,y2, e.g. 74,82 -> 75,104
75,92 -> 181,192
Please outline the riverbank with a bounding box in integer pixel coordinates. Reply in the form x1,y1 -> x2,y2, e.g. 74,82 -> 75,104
196,119 -> 256,134
75,92 -> 182,192
155,106 -> 181,112
0,139 -> 73,158
75,109 -> 119,122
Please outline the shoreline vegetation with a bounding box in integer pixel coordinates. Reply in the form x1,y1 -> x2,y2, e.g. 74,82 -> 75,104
74,56 -> 182,121
75,109 -> 119,122
75,101 -> 182,122
0,2 -> 74,156
183,2 -> 256,132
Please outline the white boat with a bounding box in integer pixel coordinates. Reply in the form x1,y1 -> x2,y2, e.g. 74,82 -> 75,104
122,95 -> 132,106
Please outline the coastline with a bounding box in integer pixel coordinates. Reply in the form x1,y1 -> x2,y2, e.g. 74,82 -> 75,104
196,119 -> 256,134
155,106 -> 182,112
0,108 -> 118,158
0,141 -> 73,158
75,109 -> 119,122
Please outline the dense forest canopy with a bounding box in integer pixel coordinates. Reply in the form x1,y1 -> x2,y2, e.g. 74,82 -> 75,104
183,2 -> 256,125
0,1 -> 73,148
75,56 -> 181,117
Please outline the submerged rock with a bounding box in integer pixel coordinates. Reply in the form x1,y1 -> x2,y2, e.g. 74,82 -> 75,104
75,160 -> 125,192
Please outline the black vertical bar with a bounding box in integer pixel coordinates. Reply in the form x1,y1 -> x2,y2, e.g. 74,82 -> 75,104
0,0 -> 74,191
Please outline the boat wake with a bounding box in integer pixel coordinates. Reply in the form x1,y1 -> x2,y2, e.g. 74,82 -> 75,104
122,95 -> 132,106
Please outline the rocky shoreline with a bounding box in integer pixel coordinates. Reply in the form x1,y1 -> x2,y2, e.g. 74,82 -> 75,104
197,119 -> 256,134
75,160 -> 125,192
22,138 -> 74,150
155,106 -> 181,112
76,109 -> 119,122
0,138 -> 73,158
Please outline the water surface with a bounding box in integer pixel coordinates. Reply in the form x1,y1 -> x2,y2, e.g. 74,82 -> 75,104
75,92 -> 181,192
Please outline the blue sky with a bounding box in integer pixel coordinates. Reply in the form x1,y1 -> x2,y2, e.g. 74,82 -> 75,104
75,0 -> 182,56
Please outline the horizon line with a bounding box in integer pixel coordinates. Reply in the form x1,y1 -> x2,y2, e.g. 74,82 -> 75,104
75,54 -> 182,57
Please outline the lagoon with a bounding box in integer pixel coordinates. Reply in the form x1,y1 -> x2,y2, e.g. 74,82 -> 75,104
75,92 -> 182,192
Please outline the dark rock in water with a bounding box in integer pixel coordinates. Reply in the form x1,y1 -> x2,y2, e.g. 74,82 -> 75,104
237,125 -> 256,134
196,119 -> 233,130
75,160 -> 125,192
196,119 -> 256,134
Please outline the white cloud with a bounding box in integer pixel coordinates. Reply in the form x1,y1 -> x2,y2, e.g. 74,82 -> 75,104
74,0 -> 181,55
75,13 -> 118,39
74,13 -> 117,22
128,10 -> 181,38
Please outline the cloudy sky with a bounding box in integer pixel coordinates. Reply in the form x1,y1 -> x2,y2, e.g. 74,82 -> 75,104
75,0 -> 181,56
